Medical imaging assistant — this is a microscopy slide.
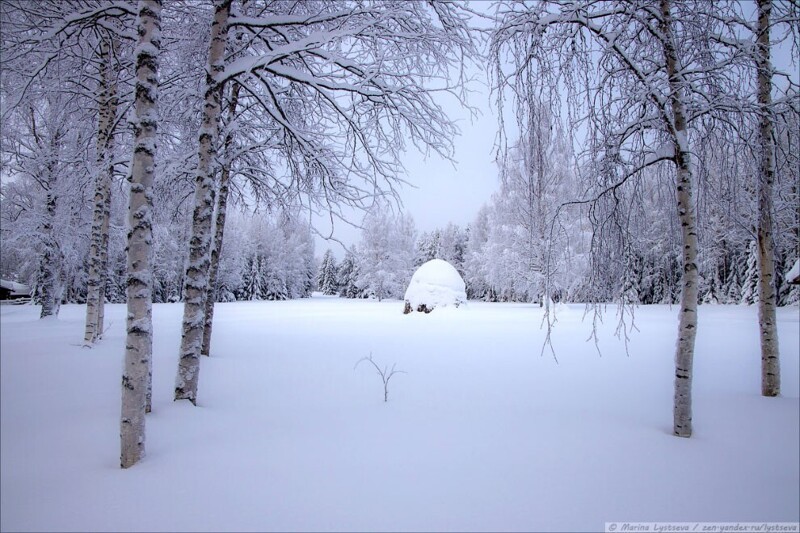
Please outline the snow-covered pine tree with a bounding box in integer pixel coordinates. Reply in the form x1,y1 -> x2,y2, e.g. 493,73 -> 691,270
463,205 -> 492,301
439,223 -> 468,278
317,249 -> 339,295
337,252 -> 361,299
740,240 -> 759,305
414,232 -> 435,267
621,249 -> 642,305
724,257 -> 743,304
261,254 -> 288,301
239,254 -> 260,301
282,216 -> 315,299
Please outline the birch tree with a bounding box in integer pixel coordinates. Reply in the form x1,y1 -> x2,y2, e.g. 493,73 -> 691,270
0,91 -> 83,318
704,0 -> 800,395
0,93 -> 92,314
31,106 -> 66,319
490,0 -> 745,436
174,0 -> 476,404
661,0 -> 700,437
0,0 -> 136,331
754,0 -> 780,396
174,0 -> 232,404
201,80 -> 240,358
84,35 -> 122,344
120,0 -> 161,469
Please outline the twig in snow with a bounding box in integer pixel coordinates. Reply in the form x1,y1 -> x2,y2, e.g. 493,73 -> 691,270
355,352 -> 406,403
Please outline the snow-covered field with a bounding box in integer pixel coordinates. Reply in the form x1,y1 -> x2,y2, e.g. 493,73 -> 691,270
1,298 -> 798,532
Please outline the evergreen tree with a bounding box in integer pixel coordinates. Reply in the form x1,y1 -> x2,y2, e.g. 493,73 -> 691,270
740,240 -> 759,305
621,249 -> 642,304
317,249 -> 339,295
414,232 -> 434,267
464,205 -> 493,301
239,254 -> 261,301
337,252 -> 361,299
724,259 -> 743,305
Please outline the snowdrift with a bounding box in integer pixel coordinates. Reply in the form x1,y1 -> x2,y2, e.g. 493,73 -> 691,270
403,259 -> 467,314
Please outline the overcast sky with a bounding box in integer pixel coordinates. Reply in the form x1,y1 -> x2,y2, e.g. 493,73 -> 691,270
313,1 -> 800,259
311,3 -> 501,258
313,64 -> 501,258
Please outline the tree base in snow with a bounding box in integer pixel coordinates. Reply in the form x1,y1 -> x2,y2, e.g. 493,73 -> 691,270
403,300 -> 433,314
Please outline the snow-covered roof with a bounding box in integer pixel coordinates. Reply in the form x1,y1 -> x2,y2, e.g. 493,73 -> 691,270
404,259 -> 466,312
0,279 -> 30,294
786,259 -> 800,285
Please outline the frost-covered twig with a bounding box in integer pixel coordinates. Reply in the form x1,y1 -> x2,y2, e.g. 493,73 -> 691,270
355,352 -> 406,403
614,300 -> 639,356
539,297 -> 560,364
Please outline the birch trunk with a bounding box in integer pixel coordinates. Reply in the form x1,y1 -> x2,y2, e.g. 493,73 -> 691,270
37,188 -> 61,319
201,81 -> 240,357
97,164 -> 112,338
661,0 -> 699,438
29,99 -> 64,320
84,37 -> 118,345
755,0 -> 781,397
175,0 -> 232,403
120,0 -> 161,469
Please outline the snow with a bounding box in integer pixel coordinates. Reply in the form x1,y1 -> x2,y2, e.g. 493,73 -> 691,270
0,279 -> 29,294
644,143 -> 675,166
787,259 -> 800,285
404,259 -> 467,312
1,299 -> 798,531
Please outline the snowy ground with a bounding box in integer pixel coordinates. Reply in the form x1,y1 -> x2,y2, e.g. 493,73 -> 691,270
1,297 -> 798,532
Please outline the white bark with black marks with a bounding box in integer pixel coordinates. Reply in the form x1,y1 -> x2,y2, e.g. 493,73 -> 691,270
84,36 -> 118,345
36,191 -> 62,320
201,81 -> 239,358
661,0 -> 699,438
175,0 -> 231,404
121,0 -> 161,469
36,138 -> 63,320
755,0 -> 780,397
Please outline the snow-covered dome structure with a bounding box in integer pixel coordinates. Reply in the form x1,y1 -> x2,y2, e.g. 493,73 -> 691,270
786,259 -> 800,285
403,259 -> 467,314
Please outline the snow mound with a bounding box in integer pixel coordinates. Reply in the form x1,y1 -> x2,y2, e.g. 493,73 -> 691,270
403,259 -> 466,314
0,279 -> 29,293
786,259 -> 800,285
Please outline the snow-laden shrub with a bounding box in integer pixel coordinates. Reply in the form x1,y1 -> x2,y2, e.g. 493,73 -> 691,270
403,259 -> 466,314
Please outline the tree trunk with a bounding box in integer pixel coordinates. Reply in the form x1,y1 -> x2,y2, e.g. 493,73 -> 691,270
662,0 -> 699,438
37,197 -> 61,320
84,37 -> 118,345
201,81 -> 240,357
121,0 -> 161,469
755,0 -> 781,397
37,155 -> 62,320
30,100 -> 64,320
175,0 -> 232,404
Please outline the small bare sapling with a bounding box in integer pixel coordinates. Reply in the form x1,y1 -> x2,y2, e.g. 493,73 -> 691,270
355,353 -> 406,402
